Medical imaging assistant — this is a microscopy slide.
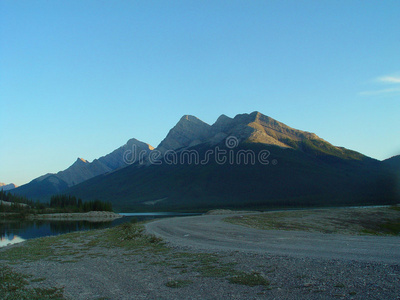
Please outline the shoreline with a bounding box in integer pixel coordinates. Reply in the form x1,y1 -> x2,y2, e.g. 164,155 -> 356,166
28,211 -> 123,221
1,211 -> 123,221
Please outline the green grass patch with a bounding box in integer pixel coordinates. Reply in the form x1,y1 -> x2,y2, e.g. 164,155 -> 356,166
165,280 -> 193,288
361,220 -> 400,235
228,271 -> 270,287
1,221 -> 255,294
0,228 -> 108,263
1,238 -> 76,263
98,222 -> 167,251
197,265 -> 237,277
379,221 -> 400,234
225,207 -> 400,236
224,211 -> 314,232
30,277 -> 47,283
349,291 -> 357,295
0,265 -> 64,299
0,222 -> 169,265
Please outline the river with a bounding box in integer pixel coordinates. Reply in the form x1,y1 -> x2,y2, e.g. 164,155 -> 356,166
0,212 -> 199,247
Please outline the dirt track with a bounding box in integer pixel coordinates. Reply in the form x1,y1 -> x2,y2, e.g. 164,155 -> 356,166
145,214 -> 400,264
1,213 -> 400,299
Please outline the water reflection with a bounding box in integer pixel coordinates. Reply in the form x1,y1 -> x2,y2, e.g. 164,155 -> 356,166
0,213 -> 200,247
120,212 -> 199,217
0,219 -> 113,248
0,233 -> 25,247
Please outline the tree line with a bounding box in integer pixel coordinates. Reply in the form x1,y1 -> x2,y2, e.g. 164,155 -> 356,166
50,194 -> 113,212
0,190 -> 36,212
0,190 -> 112,214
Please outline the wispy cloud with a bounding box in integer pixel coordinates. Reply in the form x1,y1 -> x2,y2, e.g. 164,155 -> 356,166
359,72 -> 400,97
359,87 -> 400,96
378,76 -> 400,84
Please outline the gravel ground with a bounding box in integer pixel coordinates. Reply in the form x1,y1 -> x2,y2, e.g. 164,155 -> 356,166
0,212 -> 399,299
223,206 -> 400,235
3,240 -> 400,299
146,214 -> 400,264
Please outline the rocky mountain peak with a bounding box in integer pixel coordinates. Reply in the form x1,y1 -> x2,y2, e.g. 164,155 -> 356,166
249,111 -> 262,119
74,158 -> 89,165
233,111 -> 270,125
212,114 -> 234,132
156,115 -> 211,153
12,136 -> 153,198
126,138 -> 154,151
97,138 -> 154,169
178,115 -> 208,126
0,183 -> 17,191
216,114 -> 231,122
156,112 -> 325,152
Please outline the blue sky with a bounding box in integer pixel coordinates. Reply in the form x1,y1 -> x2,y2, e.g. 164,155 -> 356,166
1,1 -> 399,186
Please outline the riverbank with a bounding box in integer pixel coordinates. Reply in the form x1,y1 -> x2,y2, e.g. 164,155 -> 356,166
28,211 -> 123,221
224,206 -> 400,235
1,211 -> 123,222
1,209 -> 399,299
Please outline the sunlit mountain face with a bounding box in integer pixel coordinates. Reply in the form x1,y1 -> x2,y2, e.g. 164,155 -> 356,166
66,112 -> 399,212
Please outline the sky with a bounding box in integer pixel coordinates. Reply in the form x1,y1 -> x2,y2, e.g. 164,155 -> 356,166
1,1 -> 400,186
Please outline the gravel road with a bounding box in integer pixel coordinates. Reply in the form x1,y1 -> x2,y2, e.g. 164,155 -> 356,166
145,214 -> 400,264
1,213 -> 399,299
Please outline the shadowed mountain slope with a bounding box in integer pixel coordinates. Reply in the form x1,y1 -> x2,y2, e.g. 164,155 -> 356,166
66,112 -> 398,212
156,115 -> 212,154
384,155 -> 400,170
13,138 -> 153,199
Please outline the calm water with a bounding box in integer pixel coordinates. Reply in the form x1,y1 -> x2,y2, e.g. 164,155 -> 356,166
0,212 -> 199,248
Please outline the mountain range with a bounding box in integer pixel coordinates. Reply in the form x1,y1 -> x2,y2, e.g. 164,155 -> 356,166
13,138 -> 153,199
12,111 -> 399,211
69,111 -> 399,211
0,183 -> 17,191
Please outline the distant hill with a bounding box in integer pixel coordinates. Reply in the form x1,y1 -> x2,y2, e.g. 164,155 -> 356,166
0,183 -> 17,191
13,138 -> 153,199
66,111 -> 399,212
383,155 -> 400,170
